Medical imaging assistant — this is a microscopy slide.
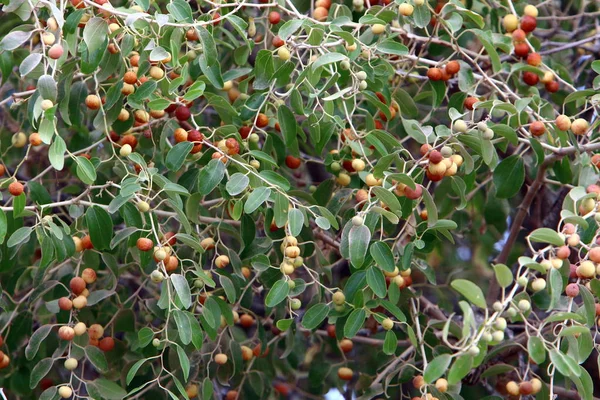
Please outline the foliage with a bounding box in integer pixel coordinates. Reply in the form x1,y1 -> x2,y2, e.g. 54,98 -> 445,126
0,0 -> 599,398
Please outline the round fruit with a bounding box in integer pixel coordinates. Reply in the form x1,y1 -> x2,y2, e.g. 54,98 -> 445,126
149,66 -> 164,79
339,338 -> 353,353
268,11 -> 280,24
215,353 -> 228,364
413,375 -> 425,389
99,337 -> 115,352
285,155 -> 301,169
514,42 -> 529,57
435,378 -> 448,393
120,144 -> 132,157
88,324 -> 104,340
520,15 -> 537,32
523,71 -> 539,86
524,4 -> 538,17
404,184 -> 423,200
175,106 -> 191,121
381,318 -> 394,330
201,238 -> 215,250
512,28 -> 526,42
427,67 -> 442,81
529,121 -> 545,137
74,322 -> 87,336
59,326 -> 75,341
48,44 -> 64,59
58,386 -> 73,399
58,297 -> 73,311
371,24 -> 386,34
332,291 -> 345,305
545,80 -> 559,92
519,381 -> 534,395
70,277 -> 86,295
399,3 -> 414,16
526,52 -> 542,66
506,381 -> 520,396
445,60 -> 460,75
64,358 -> 78,370
137,238 -> 153,251
277,46 -> 291,61
85,94 -> 101,110
256,113 -> 269,128
81,268 -> 96,284
313,6 -> 328,21
41,99 -> 54,110
565,283 -> 579,297
464,97 -> 478,110
556,115 -> 571,131
8,181 -> 24,196
571,118 -> 589,135
215,255 -> 230,268
338,367 -> 353,380
503,14 -> 519,32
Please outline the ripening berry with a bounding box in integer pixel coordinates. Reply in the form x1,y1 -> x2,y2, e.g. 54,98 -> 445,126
464,97 -> 478,110
524,4 -> 538,17
215,255 -> 230,268
339,339 -> 353,353
81,268 -> 96,284
336,172 -> 351,186
59,326 -> 75,341
506,381 -> 520,396
332,291 -> 345,305
268,11 -> 281,24
277,46 -> 291,61
48,44 -> 64,59
8,181 -> 24,196
99,337 -> 115,352
201,237 -> 215,250
503,14 -> 519,32
545,80 -> 559,92
404,184 -> 423,200
526,52 -> 542,66
371,24 -> 386,34
565,283 -> 579,297
313,6 -> 328,21
399,3 -> 414,16
137,238 -> 153,251
555,115 -> 571,131
58,297 -> 73,311
512,28 -> 526,42
529,121 -> 545,137
215,353 -> 228,364
520,15 -> 537,32
272,36 -> 285,48
412,375 -> 425,389
64,357 -> 78,371
514,42 -> 530,58
427,67 -> 442,81
577,261 -> 595,278
256,113 -> 269,128
285,155 -> 301,169
337,367 -> 353,381
70,277 -> 86,295
530,378 -> 542,394
365,173 -> 382,187
149,66 -> 164,79
85,94 -> 101,110
435,378 -> 448,393
571,118 -> 589,135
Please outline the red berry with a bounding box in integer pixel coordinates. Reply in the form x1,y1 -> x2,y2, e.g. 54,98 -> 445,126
70,277 -> 86,295
565,283 -> 579,297
428,150 -> 443,164
545,80 -> 559,93
239,126 -> 251,139
136,238 -> 153,251
98,337 -> 115,352
520,15 -> 537,33
175,106 -> 191,121
523,71 -> 539,86
285,155 -> 301,169
514,42 -> 530,58
268,11 -> 281,24
404,184 -> 423,200
464,97 -> 479,110
8,181 -> 24,196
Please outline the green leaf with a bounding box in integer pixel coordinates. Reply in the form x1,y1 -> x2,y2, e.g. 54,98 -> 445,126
450,279 -> 486,308
371,187 -> 402,216
176,345 -> 190,382
49,136 -> 66,170
369,241 -> 395,272
198,159 -> 226,195
265,280 -> 290,308
421,188 -> 438,227
302,303 -> 330,330
87,378 -> 127,400
549,349 -> 580,378
226,173 -> 250,196
138,327 -> 154,348
126,359 -> 147,385
85,345 -> 108,372
288,208 -> 304,237
165,142 -> 193,171
25,325 -> 52,360
377,40 -> 408,55
29,358 -> 53,389
424,354 -> 451,383
448,355 -> 474,385
383,330 -> 397,355
244,187 -> 271,213
83,17 -> 108,55
173,310 -> 192,345
528,228 -> 565,247
349,225 -> 370,268
85,206 -> 113,251
166,0 -> 193,22
344,308 -> 366,338
366,267 -> 387,298
278,19 -> 304,40
171,274 -> 192,309
75,156 -> 97,185
7,226 -> 32,247
0,210 -> 6,244
492,264 -> 513,288
493,155 -> 525,198
312,52 -> 347,71
277,105 -> 299,156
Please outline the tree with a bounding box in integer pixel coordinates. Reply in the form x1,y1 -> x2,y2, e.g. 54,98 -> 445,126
0,0 -> 598,398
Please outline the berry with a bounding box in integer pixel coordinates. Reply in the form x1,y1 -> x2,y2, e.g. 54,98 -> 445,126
285,155 -> 301,169
427,67 -> 442,81
268,11 -> 280,24
529,121 -> 545,136
514,42 -> 529,58
256,113 -> 269,128
337,367 -> 353,380
85,94 -> 101,110
571,118 -> 589,135
313,6 -> 328,21
48,44 -> 64,59
137,238 -> 153,251
70,277 -> 86,295
545,80 -> 559,92
371,24 -> 386,34
512,28 -> 526,42
175,106 -> 191,121
526,52 -> 542,66
555,115 -> 571,131
503,14 -> 519,32
59,326 -> 75,341
98,337 -> 115,352
8,181 -> 24,196
81,268 -> 97,284
565,283 -> 579,297
464,97 -> 478,110
520,15 -> 537,32
215,353 -> 228,364
445,60 -> 460,75
58,297 -> 73,311
523,71 -> 539,86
